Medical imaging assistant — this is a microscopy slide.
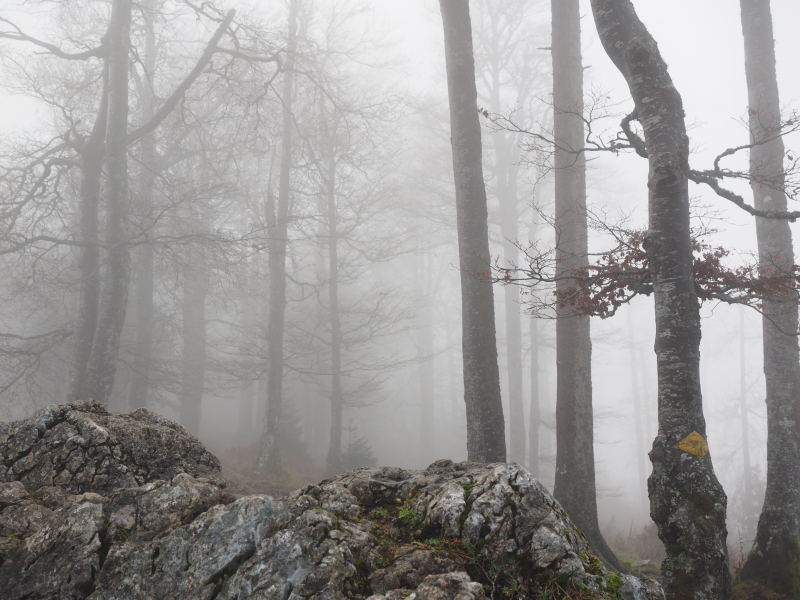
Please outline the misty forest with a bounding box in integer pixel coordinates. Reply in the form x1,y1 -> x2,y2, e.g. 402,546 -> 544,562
0,0 -> 799,599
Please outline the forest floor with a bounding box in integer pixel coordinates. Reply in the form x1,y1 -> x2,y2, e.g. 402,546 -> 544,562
218,441 -> 322,498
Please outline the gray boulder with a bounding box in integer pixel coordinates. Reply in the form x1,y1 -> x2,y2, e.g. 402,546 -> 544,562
0,398 -> 226,496
0,402 -> 664,600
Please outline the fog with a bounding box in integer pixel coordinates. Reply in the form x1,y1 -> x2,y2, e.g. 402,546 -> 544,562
1,0 -> 799,570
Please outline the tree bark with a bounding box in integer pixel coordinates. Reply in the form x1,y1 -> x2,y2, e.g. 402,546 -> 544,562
439,0 -> 506,463
590,0 -> 730,596
737,1 -> 800,594
258,0 -> 300,473
179,244 -> 207,436
551,0 -> 621,573
83,0 -> 133,406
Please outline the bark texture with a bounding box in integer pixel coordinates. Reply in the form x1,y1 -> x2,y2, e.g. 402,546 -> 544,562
589,1 -> 730,597
258,0 -> 299,473
737,1 -> 800,595
83,0 -> 134,405
439,0 -> 506,463
551,0 -> 621,574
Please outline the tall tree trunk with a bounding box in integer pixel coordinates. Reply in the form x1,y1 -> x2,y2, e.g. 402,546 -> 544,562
737,1 -> 800,594
84,0 -> 133,405
324,119 -> 343,477
68,68 -> 108,402
590,0 -> 730,596
127,4 -> 157,411
739,310 -> 755,539
529,314 -> 540,478
439,0 -> 506,463
179,245 -> 207,436
237,256 -> 257,440
551,0 -> 621,572
258,0 -> 299,473
627,309 -> 648,515
501,156 -> 525,464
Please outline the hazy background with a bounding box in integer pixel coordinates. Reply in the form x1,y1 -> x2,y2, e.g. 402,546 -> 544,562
2,0 -> 799,554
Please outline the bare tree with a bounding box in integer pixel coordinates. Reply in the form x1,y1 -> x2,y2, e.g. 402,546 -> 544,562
258,0 -> 300,475
589,0 -> 730,596
736,1 -> 800,596
550,0 -> 622,573
439,0 -> 505,463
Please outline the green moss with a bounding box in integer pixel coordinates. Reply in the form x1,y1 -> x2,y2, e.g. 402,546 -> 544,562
736,536 -> 800,599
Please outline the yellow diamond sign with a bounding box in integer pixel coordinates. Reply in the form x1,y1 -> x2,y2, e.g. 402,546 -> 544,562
674,431 -> 709,458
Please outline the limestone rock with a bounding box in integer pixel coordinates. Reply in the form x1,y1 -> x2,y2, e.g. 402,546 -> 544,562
0,399 -> 225,496
0,403 -> 665,600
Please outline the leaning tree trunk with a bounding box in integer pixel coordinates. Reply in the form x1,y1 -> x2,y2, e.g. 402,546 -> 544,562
736,1 -> 800,595
83,0 -> 133,405
68,68 -> 108,403
551,0 -> 622,573
258,0 -> 300,473
439,0 -> 506,463
529,314 -> 540,478
179,244 -> 207,436
590,0 -> 730,597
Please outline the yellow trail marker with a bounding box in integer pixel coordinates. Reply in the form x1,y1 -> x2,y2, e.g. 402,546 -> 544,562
674,431 -> 709,458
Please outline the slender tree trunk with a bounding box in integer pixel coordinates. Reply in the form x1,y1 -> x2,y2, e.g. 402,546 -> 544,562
417,255 -> 436,464
529,314 -> 540,478
68,72 -> 108,402
737,1 -> 800,594
590,0 -> 730,595
84,0 -> 133,405
237,257 -> 257,441
551,0 -> 621,572
439,0 -> 506,463
501,156 -> 525,464
258,0 -> 299,473
627,309 -> 648,516
127,6 -> 157,411
324,124 -> 343,477
179,245 -> 207,436
739,310 -> 755,538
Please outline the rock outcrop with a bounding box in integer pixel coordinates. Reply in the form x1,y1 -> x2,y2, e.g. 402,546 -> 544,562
0,401 -> 664,600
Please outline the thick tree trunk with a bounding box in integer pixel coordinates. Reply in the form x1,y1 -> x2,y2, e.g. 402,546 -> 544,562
258,0 -> 299,473
590,0 -> 730,596
179,245 -> 207,436
439,0 -> 506,463
83,0 -> 133,405
551,0 -> 621,573
127,8 -> 157,411
737,1 -> 800,594
68,73 -> 107,402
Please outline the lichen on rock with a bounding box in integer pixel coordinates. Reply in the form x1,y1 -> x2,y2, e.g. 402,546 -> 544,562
0,401 -> 665,600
